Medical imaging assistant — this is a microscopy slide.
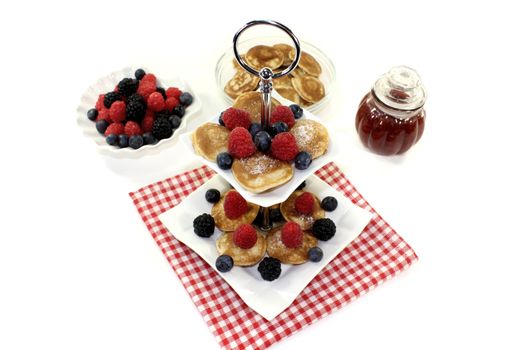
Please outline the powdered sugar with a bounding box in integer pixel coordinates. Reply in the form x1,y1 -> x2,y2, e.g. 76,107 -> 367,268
240,153 -> 279,175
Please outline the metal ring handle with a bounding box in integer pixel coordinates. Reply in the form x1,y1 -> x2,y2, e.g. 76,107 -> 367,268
232,20 -> 301,79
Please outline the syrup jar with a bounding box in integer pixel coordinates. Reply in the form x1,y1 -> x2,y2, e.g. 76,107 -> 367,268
355,66 -> 427,155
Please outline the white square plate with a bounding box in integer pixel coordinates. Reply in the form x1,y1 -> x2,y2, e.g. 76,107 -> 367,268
158,174 -> 372,320
179,107 -> 341,207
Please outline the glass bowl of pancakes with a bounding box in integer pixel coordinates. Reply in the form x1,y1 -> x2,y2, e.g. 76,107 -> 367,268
216,37 -> 336,113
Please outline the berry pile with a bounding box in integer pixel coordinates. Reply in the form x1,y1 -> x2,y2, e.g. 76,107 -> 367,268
215,104 -> 312,171
86,68 -> 193,149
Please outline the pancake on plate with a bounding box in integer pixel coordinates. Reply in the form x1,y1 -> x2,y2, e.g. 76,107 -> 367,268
232,152 -> 293,193
211,189 -> 260,231
280,190 -> 325,230
192,123 -> 230,162
266,227 -> 317,264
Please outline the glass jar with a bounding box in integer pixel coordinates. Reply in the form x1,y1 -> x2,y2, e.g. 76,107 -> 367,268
355,66 -> 427,155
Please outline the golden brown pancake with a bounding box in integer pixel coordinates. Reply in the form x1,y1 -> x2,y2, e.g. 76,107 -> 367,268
290,66 -> 308,78
192,123 -> 230,162
273,74 -> 292,89
275,86 -> 301,104
280,191 -> 325,230
245,45 -> 284,70
291,75 -> 325,103
289,51 -> 322,77
273,43 -> 294,66
232,55 -> 246,71
211,190 -> 260,231
216,230 -> 267,266
232,91 -> 281,123
290,119 -> 329,159
266,227 -> 318,264
231,152 -> 293,193
225,71 -> 259,99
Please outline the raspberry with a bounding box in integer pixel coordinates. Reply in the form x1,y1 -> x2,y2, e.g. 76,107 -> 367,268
165,96 -> 180,111
281,222 -> 303,248
137,79 -> 156,99
141,115 -> 155,133
104,122 -> 124,136
124,121 -> 142,136
295,192 -> 314,215
166,87 -> 182,99
95,94 -> 105,111
142,73 -> 157,84
147,92 -> 166,112
222,108 -> 252,130
270,106 -> 295,129
224,191 -> 248,219
228,127 -> 256,158
271,132 -> 298,161
233,224 -> 257,249
96,108 -> 111,122
109,100 -> 126,123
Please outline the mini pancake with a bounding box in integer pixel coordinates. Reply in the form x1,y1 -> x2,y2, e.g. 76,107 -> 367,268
232,152 -> 293,193
232,91 -> 281,123
291,75 -> 325,103
290,66 -> 308,78
225,71 -> 259,99
192,123 -> 230,162
245,45 -> 284,70
273,43 -> 294,66
216,230 -> 267,266
266,227 -> 317,265
275,86 -> 302,104
290,119 -> 329,159
288,51 -> 322,77
273,74 -> 292,89
232,54 -> 246,71
280,191 -> 325,230
211,190 -> 260,232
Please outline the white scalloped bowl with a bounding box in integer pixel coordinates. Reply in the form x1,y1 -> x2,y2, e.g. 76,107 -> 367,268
76,67 -> 201,157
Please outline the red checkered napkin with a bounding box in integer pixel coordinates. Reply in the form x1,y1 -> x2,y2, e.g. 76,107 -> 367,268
129,162 -> 418,350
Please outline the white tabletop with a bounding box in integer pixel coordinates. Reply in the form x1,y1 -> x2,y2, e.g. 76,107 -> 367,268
1,1 -> 524,349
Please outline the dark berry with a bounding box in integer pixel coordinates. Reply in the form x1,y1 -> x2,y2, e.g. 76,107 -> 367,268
155,110 -> 171,120
253,210 -> 265,228
156,87 -> 166,99
254,131 -> 271,152
103,91 -> 122,108
216,152 -> 233,170
87,108 -> 98,121
312,218 -> 336,241
95,120 -> 109,134
105,134 -> 118,146
308,247 -> 323,262
296,181 -> 306,191
173,105 -> 186,118
290,104 -> 303,119
143,132 -> 158,145
269,121 -> 288,137
321,196 -> 338,211
135,68 -> 146,80
205,189 -> 221,203
169,115 -> 182,129
152,117 -> 173,140
128,93 -> 146,106
117,78 -> 138,97
294,151 -> 312,170
126,102 -> 146,122
269,208 -> 283,222
193,213 -> 215,237
215,255 -> 234,272
258,257 -> 281,281
118,134 -> 129,148
218,112 -> 225,126
129,135 -> 144,149
249,123 -> 263,138
179,92 -> 193,106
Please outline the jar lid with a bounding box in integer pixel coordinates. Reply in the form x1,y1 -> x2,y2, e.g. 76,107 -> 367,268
373,66 -> 426,111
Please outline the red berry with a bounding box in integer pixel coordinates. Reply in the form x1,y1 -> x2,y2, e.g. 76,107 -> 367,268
270,106 -> 295,129
109,101 -> 126,123
124,121 -> 142,136
222,108 -> 252,130
233,224 -> 257,249
137,80 -> 156,99
281,222 -> 303,248
96,108 -> 111,122
271,132 -> 298,161
95,94 -> 105,111
104,122 -> 124,136
295,192 -> 314,215
142,73 -> 157,84
224,191 -> 248,219
165,96 -> 179,111
147,92 -> 166,112
166,87 -> 182,99
141,115 -> 155,133
228,127 -> 256,158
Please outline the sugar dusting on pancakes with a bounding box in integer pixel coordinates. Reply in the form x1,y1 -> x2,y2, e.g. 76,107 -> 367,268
293,122 -> 321,154
239,153 -> 279,175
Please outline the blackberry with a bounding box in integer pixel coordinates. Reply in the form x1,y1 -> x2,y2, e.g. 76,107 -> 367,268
296,181 -> 306,191
269,208 -> 283,222
193,213 -> 215,237
215,255 -> 234,272
205,189 -> 221,203
172,105 -> 185,118
155,110 -> 171,120
312,218 -> 336,241
258,257 -> 281,281
128,93 -> 145,106
152,117 -> 173,140
103,91 -> 122,108
156,87 -> 166,99
117,78 -> 138,97
321,196 -> 338,211
126,102 -> 146,122
135,68 -> 146,80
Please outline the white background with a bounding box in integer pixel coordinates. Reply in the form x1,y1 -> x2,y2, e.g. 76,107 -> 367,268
1,1 -> 524,349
